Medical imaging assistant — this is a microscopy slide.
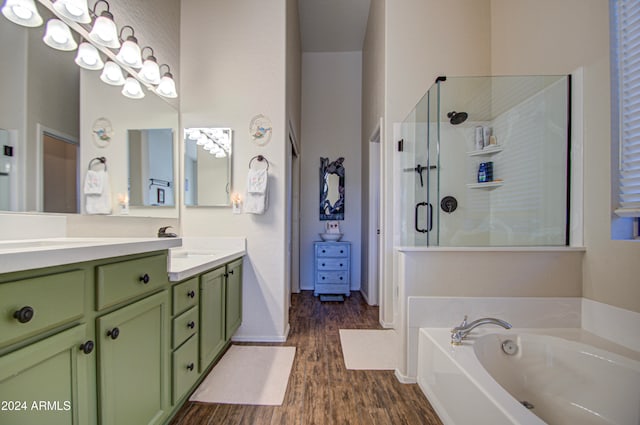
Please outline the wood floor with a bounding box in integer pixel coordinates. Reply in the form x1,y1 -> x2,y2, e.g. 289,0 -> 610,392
169,291 -> 443,425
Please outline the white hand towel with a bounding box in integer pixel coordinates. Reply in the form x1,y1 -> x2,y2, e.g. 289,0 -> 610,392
85,170 -> 112,214
83,169 -> 104,194
247,168 -> 267,194
244,169 -> 268,214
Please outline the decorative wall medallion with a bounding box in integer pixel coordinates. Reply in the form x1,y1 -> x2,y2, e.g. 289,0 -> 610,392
92,117 -> 113,148
249,114 -> 272,146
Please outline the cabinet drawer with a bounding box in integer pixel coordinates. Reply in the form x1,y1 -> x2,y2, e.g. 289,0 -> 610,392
314,283 -> 350,295
173,307 -> 198,349
316,271 -> 349,284
317,258 -> 349,271
0,269 -> 85,348
172,334 -> 198,404
172,277 -> 199,315
316,244 -> 349,257
96,254 -> 168,310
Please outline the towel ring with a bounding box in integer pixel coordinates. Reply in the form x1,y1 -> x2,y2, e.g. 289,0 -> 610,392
88,156 -> 107,171
249,155 -> 269,171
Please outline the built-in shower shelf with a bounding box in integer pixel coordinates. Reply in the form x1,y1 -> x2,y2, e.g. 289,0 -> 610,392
467,181 -> 504,190
467,145 -> 503,156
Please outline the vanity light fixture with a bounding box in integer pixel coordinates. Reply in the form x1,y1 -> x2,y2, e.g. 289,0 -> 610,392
100,60 -> 125,85
88,0 -> 119,49
53,0 -> 90,24
138,46 -> 161,84
156,64 -> 177,98
75,40 -> 104,70
116,25 -> 142,69
1,0 -> 43,27
122,75 -> 145,99
43,18 -> 77,51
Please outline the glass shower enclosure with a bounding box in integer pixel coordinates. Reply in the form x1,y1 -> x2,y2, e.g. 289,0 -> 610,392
399,75 -> 571,247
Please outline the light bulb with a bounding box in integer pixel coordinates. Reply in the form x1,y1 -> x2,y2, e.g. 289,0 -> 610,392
100,61 -> 125,86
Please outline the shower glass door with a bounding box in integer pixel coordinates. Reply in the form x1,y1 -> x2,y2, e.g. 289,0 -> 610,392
399,74 -> 570,247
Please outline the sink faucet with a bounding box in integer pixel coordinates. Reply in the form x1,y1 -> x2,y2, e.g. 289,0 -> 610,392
450,315 -> 512,345
157,226 -> 177,238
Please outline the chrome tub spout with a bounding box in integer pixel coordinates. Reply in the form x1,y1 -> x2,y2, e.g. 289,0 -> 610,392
451,315 -> 512,345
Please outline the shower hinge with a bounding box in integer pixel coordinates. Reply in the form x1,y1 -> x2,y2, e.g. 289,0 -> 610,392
397,139 -> 404,152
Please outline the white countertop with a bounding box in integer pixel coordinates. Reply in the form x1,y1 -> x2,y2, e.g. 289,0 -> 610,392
0,237 -> 182,274
168,248 -> 246,282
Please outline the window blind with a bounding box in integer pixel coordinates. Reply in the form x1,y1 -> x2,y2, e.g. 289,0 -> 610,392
615,0 -> 640,217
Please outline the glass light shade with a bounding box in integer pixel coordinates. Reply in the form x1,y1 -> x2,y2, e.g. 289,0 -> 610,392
156,74 -> 177,98
138,58 -> 160,84
100,61 -> 125,86
116,37 -> 142,69
53,0 -> 90,24
75,42 -> 103,70
43,19 -> 77,51
214,151 -> 226,158
89,12 -> 120,49
122,76 -> 144,99
1,0 -> 42,27
196,135 -> 207,145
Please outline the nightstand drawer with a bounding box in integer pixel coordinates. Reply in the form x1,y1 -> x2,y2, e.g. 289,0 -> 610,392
317,258 -> 348,270
316,244 -> 349,257
173,307 -> 198,349
317,271 -> 348,284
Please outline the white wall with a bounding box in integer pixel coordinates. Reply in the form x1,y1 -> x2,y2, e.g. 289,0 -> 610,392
383,0 -> 492,325
300,51 -> 363,291
180,0 -> 290,341
490,0 -> 640,314
361,0 -> 385,305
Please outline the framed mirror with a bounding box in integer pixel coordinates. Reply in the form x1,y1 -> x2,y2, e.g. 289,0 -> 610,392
320,157 -> 345,220
128,129 -> 175,207
183,127 -> 232,207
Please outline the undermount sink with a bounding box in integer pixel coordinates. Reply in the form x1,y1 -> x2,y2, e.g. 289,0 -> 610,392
319,233 -> 343,242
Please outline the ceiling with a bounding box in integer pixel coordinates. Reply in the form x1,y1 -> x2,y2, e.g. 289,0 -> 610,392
298,0 -> 372,52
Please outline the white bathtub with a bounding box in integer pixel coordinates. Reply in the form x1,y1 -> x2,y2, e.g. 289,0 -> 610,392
417,328 -> 640,425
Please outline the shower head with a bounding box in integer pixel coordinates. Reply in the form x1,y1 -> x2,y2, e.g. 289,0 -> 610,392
447,111 -> 468,125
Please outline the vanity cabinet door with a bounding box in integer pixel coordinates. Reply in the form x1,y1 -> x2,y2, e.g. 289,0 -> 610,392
96,291 -> 169,425
0,325 -> 91,425
199,266 -> 225,373
225,259 -> 243,341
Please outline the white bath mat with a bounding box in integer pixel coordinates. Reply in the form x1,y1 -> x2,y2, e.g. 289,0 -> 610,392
189,345 -> 296,405
339,329 -> 399,370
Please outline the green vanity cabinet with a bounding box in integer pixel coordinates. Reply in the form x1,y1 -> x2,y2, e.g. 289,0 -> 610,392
96,290 -> 170,425
199,266 -> 226,373
225,258 -> 243,339
0,324 -> 92,425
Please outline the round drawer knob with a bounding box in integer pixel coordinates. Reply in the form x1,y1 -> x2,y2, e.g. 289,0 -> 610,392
139,274 -> 150,284
187,363 -> 194,371
322,276 -> 326,280
13,306 -> 34,323
322,263 -> 326,266
340,250 -> 344,254
187,290 -> 195,298
79,340 -> 94,354
187,321 -> 196,329
322,250 -> 326,253
339,277 -> 343,280
339,263 -> 343,267
107,328 -> 120,340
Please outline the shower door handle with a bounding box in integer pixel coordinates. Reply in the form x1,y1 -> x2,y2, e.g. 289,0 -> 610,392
415,202 -> 432,233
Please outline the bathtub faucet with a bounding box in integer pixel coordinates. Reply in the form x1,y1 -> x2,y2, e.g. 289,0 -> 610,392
450,315 -> 512,345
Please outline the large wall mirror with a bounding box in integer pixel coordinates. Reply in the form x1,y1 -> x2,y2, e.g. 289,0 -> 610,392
0,0 -> 179,218
184,128 -> 232,207
320,157 -> 345,220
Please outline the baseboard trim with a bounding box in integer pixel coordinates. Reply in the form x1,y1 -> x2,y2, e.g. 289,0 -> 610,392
394,369 -> 417,384
231,323 -> 290,343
